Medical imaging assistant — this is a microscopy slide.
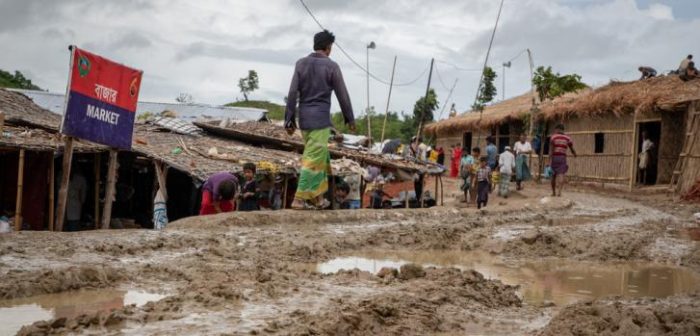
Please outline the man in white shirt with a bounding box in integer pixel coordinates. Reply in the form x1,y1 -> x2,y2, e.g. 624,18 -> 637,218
498,146 -> 516,198
638,131 -> 654,185
513,134 -> 533,190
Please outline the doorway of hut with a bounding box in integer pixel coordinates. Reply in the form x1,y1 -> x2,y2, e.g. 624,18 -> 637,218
462,132 -> 472,152
636,121 -> 660,185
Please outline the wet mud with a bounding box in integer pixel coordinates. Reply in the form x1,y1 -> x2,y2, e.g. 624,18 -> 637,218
0,186 -> 698,335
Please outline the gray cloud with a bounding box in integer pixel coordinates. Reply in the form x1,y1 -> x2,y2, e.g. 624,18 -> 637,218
0,0 -> 697,116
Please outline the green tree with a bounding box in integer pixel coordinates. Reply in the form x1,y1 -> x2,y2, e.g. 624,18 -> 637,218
0,69 -> 42,90
471,66 -> 497,112
413,88 -> 439,130
238,70 -> 259,101
532,66 -> 586,102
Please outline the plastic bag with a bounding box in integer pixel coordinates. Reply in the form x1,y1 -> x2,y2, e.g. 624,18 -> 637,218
543,166 -> 554,180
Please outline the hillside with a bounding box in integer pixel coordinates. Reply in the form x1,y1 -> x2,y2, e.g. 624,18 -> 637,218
226,100 -> 285,120
0,69 -> 42,90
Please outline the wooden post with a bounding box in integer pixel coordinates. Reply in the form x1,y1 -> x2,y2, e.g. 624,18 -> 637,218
380,56 -> 397,144
48,152 -> 55,231
434,175 -> 438,202
629,117 -> 640,192
154,162 -> 168,201
14,149 -> 25,231
415,58 -> 435,141
282,175 -> 288,209
94,154 -> 100,229
360,179 -> 365,209
101,149 -> 118,230
420,175 -> 426,208
439,175 -> 444,206
55,137 -> 75,232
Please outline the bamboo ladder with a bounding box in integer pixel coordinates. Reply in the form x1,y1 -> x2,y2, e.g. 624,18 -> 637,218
669,108 -> 700,192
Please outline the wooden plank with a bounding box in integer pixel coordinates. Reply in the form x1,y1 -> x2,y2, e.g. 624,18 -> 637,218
14,149 -> 25,231
48,152 -> 55,231
101,149 -> 118,230
154,161 -> 168,201
94,154 -> 100,229
55,137 -> 75,232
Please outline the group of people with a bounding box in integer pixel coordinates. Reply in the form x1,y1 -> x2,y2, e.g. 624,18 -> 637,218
452,124 -> 578,209
199,163 -> 268,215
454,134 -> 534,209
638,54 -> 699,81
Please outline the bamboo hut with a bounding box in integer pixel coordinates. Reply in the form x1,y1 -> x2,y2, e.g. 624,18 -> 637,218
424,93 -> 536,170
538,75 -> 700,192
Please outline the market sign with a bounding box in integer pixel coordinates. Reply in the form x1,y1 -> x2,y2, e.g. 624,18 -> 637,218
60,46 -> 143,149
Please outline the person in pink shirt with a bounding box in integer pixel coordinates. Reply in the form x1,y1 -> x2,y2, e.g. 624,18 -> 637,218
548,124 -> 577,197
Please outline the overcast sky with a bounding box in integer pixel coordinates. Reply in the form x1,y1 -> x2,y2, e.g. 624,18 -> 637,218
0,0 -> 698,119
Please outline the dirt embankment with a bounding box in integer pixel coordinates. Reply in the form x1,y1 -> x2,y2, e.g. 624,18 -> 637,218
536,293 -> 700,336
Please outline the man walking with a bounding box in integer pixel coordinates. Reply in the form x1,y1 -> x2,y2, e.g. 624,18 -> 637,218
548,124 -> 577,197
285,30 -> 355,209
513,134 -> 532,190
498,146 -> 515,198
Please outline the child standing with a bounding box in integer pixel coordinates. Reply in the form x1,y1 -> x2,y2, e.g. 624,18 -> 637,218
475,157 -> 492,210
239,163 -> 259,211
459,148 -> 475,203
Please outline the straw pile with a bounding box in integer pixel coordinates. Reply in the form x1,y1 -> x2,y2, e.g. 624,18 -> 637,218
540,75 -> 700,120
0,89 -> 61,131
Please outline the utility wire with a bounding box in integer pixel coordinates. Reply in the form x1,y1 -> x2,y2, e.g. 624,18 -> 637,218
435,59 -> 482,72
433,63 -> 451,91
298,0 -> 430,87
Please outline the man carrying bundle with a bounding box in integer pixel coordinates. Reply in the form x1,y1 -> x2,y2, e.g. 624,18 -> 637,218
285,30 -> 356,209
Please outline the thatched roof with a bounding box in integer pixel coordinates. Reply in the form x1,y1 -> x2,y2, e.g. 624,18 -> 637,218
425,93 -> 535,136
132,125 -> 300,181
0,89 -> 62,131
0,125 -> 105,153
540,75 -> 700,120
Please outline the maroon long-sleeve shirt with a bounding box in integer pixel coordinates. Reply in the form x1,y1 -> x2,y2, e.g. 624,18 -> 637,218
284,52 -> 355,130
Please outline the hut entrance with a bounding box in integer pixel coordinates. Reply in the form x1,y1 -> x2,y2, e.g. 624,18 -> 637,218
636,121 -> 661,185
462,132 -> 472,151
497,123 -> 510,152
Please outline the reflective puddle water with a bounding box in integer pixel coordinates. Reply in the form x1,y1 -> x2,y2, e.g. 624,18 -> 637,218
317,250 -> 700,306
0,289 -> 165,335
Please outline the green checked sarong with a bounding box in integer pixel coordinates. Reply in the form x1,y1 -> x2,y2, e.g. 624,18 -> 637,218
295,128 -> 331,201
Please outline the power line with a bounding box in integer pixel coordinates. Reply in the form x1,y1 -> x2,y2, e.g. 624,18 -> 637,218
435,59 -> 482,72
433,63 -> 451,91
298,0 -> 429,87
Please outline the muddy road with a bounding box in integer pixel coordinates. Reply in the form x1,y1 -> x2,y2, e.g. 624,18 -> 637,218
1,187 -> 699,335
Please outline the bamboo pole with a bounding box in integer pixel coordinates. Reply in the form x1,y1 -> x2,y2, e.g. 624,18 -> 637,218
55,137 -> 75,232
416,58 -> 435,141
629,117 -> 640,191
439,175 -> 444,206
14,149 -> 25,231
434,175 -> 438,203
93,154 -> 100,229
101,149 -> 118,230
48,152 -> 55,231
380,56 -> 397,144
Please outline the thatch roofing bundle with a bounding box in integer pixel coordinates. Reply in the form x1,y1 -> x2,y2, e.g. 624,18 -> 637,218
0,89 -> 61,131
0,125 -> 105,153
539,75 -> 700,120
132,125 -> 300,181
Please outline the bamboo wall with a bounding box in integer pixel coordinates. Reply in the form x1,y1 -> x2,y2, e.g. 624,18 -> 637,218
555,114 -> 634,184
434,121 -> 524,170
679,101 -> 700,193
658,112 -> 686,183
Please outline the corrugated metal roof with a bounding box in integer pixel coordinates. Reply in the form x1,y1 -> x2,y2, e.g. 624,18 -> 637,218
7,89 -> 268,122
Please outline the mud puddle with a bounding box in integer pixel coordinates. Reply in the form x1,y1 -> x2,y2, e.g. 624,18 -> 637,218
0,289 -> 165,335
317,250 -> 700,306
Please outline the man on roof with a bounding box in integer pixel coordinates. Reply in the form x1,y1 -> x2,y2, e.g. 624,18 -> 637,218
638,66 -> 657,79
284,30 -> 356,210
678,55 -> 693,73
